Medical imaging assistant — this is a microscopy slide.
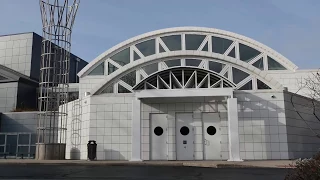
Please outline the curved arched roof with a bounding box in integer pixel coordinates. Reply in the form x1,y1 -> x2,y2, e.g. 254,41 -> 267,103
78,26 -> 298,78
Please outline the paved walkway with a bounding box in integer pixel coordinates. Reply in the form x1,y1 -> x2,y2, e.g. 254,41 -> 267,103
0,159 -> 296,168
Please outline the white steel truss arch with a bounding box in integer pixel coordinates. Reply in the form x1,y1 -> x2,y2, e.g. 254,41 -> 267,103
133,67 -> 235,91
79,27 -> 298,78
91,52 -> 282,95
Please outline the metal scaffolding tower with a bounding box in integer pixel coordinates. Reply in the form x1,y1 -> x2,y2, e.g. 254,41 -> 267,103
37,0 -> 79,160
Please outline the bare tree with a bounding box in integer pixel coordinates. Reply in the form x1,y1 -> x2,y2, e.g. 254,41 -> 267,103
292,69 -> 320,138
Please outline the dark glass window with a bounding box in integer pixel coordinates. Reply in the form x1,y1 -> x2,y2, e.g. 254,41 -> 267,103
232,67 -> 249,84
239,44 -> 260,62
165,59 -> 181,67
227,47 -> 236,58
120,71 -> 136,87
207,126 -> 216,135
30,134 -> 37,144
88,62 -> 104,75
0,135 -> 5,145
108,62 -> 118,75
136,39 -> 155,56
159,44 -> 166,53
223,71 -> 228,78
186,34 -> 206,50
18,146 -> 29,155
268,56 -> 286,70
186,59 -> 201,67
252,58 -> 264,70
134,51 -> 140,61
202,42 -> 208,51
180,126 -> 190,136
239,80 -> 253,90
209,61 -> 225,73
118,84 -> 131,93
18,134 -> 30,145
257,79 -> 271,89
102,84 -> 114,93
143,63 -> 158,75
154,126 -> 163,136
110,48 -> 130,66
161,35 -> 181,51
212,36 -> 233,54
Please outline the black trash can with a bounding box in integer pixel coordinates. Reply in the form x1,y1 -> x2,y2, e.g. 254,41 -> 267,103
87,140 -> 97,161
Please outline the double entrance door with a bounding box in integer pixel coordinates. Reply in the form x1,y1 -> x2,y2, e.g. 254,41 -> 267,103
150,112 -> 222,160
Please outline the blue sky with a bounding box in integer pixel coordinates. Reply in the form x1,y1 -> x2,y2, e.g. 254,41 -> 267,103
1,0 -> 319,69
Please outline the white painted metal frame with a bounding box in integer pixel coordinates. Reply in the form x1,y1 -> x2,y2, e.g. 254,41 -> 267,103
79,27 -> 298,78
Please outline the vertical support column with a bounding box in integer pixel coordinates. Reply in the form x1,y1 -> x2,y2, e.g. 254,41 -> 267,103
227,98 -> 242,161
130,98 -> 142,161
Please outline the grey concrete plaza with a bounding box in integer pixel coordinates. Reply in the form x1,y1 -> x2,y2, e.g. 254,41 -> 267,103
0,164 -> 290,180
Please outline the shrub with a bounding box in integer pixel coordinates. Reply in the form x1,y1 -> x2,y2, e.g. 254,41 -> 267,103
285,151 -> 320,180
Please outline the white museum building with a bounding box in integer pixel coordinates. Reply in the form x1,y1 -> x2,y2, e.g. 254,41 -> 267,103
64,27 -> 320,161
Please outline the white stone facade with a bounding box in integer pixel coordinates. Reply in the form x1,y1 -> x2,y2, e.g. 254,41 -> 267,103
63,27 -> 320,161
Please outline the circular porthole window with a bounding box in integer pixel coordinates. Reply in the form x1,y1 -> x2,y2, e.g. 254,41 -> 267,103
154,126 -> 163,136
207,126 -> 216,135
180,126 -> 190,136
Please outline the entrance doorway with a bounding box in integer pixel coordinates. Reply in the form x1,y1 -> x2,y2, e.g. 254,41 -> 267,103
150,114 -> 168,160
202,113 -> 221,160
176,113 -> 194,160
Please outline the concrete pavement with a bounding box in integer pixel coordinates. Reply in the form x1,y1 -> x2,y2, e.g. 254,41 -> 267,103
0,159 -> 296,168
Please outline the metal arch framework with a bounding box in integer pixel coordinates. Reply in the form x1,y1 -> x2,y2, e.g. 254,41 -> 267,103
133,67 -> 236,91
92,52 -> 283,95
78,27 -> 298,78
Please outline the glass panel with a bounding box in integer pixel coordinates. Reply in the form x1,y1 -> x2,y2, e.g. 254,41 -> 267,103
202,42 -> 208,51
110,48 -> 130,66
252,58 -> 264,70
18,146 -> 29,155
18,134 -> 30,145
268,56 -> 286,70
136,39 -> 155,56
0,146 -> 4,153
172,70 -> 183,85
102,84 -> 114,93
257,79 -> 271,89
209,61 -> 225,73
185,59 -> 201,67
223,71 -> 228,78
30,134 -> 37,145
239,44 -> 260,62
5,135 -> 17,155
232,67 -> 249,84
134,51 -> 140,61
161,35 -> 181,51
0,75 -> 7,80
239,80 -> 253,90
227,47 -> 236,58
165,59 -> 181,67
186,34 -> 206,50
118,84 -> 131,93
212,36 -> 233,54
159,44 -> 166,53
108,62 -> 118,75
0,135 -> 5,145
142,63 -> 158,75
88,62 -> 104,75
120,71 -> 136,87
30,146 -> 36,157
